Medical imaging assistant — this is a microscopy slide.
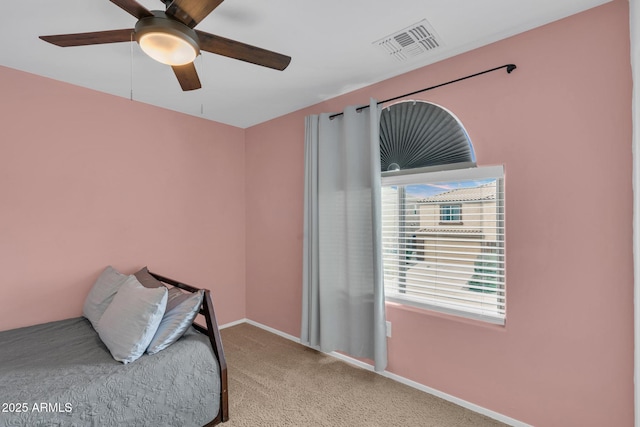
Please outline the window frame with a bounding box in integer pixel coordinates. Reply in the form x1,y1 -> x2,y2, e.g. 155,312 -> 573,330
381,164 -> 506,325
439,203 -> 463,224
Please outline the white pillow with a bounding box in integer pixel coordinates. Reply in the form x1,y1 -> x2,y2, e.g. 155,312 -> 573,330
146,288 -> 204,355
83,266 -> 129,329
96,276 -> 168,364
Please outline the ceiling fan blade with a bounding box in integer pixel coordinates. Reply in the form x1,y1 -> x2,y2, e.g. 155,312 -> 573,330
172,63 -> 202,91
40,29 -> 134,47
109,0 -> 153,19
165,0 -> 225,28
196,31 -> 291,71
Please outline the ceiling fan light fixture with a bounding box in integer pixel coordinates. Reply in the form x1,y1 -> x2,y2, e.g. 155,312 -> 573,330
135,12 -> 200,66
138,32 -> 197,65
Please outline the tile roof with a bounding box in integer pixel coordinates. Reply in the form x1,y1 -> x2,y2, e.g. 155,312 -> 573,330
418,182 -> 496,203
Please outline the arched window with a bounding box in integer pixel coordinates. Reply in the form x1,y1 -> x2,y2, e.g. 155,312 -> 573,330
379,100 -> 475,172
379,101 -> 506,324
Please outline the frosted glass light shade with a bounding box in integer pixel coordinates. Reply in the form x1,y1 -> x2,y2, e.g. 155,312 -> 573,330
139,32 -> 197,66
134,12 -> 200,66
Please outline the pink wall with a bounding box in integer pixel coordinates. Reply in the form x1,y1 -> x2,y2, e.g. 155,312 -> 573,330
245,1 -> 633,426
0,66 -> 247,331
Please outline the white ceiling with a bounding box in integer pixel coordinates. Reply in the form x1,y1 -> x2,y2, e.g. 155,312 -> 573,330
2,0 -> 611,128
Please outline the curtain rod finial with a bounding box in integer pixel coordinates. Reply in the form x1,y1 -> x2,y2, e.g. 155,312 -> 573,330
506,64 -> 517,73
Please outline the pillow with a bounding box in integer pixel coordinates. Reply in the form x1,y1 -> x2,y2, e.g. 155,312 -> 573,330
134,266 -> 165,289
82,266 -> 129,329
96,276 -> 168,364
146,287 -> 204,355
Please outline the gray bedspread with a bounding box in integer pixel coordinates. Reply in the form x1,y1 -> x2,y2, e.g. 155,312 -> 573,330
0,317 -> 220,427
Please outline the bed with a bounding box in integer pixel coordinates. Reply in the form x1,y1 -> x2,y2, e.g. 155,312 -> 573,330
0,271 -> 229,427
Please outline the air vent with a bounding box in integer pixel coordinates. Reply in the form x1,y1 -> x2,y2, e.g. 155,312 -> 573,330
374,19 -> 442,62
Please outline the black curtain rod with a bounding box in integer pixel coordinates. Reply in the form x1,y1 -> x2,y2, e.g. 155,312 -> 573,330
329,63 -> 517,119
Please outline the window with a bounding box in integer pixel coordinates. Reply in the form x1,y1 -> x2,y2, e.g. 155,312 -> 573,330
440,204 -> 462,223
381,165 -> 506,324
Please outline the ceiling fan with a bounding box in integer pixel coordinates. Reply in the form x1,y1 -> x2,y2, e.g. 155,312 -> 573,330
39,0 -> 292,91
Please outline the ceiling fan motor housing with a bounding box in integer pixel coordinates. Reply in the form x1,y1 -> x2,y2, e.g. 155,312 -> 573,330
135,11 -> 200,65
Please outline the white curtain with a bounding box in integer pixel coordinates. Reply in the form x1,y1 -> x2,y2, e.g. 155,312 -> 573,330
631,0 -> 640,424
301,99 -> 387,372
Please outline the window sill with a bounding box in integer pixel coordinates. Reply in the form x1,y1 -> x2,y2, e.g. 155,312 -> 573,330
385,294 -> 506,326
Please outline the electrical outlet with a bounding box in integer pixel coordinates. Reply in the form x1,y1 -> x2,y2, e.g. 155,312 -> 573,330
386,321 -> 392,337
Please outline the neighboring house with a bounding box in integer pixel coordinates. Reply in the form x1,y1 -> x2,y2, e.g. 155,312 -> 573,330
414,181 -> 499,267
383,180 -> 504,316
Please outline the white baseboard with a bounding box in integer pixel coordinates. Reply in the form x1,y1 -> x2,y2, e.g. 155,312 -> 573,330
244,319 -> 302,342
237,318 -> 531,427
219,318 -> 248,329
327,350 -> 531,427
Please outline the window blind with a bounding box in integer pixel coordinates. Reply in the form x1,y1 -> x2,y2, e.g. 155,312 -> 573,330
381,165 -> 506,324
379,101 -> 476,172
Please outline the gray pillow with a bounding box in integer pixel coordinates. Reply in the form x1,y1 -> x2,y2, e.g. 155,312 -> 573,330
146,287 -> 204,355
97,276 -> 168,364
134,266 -> 165,289
82,266 -> 129,329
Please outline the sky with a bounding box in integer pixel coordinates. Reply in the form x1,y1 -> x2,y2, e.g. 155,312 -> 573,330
403,178 -> 495,199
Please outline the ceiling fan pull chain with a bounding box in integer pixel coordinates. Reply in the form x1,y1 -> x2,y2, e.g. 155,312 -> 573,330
130,30 -> 134,101
200,54 -> 204,115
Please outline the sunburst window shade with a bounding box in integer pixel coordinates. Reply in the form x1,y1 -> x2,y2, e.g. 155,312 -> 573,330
379,101 -> 476,172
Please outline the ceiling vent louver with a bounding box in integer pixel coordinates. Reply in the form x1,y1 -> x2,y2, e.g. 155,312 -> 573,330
374,19 -> 442,61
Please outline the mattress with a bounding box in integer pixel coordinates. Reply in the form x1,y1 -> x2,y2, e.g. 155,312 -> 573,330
0,317 -> 220,427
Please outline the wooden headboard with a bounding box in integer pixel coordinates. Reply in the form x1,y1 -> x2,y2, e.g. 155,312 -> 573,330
149,271 -> 229,425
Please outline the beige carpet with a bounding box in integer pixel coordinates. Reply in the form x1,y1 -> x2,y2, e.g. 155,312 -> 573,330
220,323 -> 508,427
